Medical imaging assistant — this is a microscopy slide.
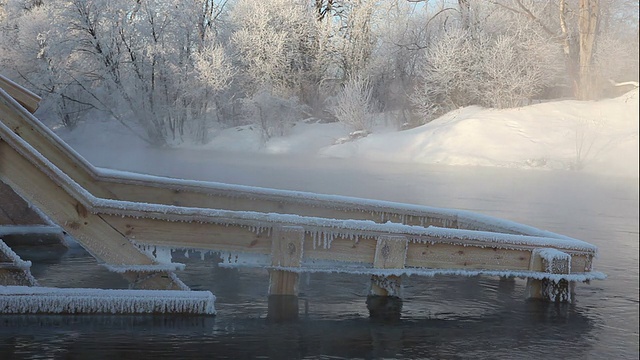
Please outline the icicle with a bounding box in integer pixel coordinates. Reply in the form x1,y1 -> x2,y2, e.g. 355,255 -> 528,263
154,247 -> 172,264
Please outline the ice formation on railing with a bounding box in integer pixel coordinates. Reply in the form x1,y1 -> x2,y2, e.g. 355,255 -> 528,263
102,263 -> 186,273
217,251 -> 270,268
267,265 -> 606,282
246,225 -> 271,236
308,229 -> 371,250
0,225 -> 63,237
0,286 -> 216,314
535,248 -> 572,274
0,239 -> 32,270
134,243 -> 176,264
0,239 -> 38,286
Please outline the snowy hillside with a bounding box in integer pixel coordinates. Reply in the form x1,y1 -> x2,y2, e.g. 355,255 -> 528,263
321,89 -> 639,177
56,89 -> 639,179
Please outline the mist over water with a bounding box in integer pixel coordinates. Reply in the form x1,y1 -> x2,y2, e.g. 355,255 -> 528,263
1,153 -> 638,359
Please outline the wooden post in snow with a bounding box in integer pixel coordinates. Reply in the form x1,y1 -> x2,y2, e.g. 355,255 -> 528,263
525,248 -> 574,302
267,226 -> 304,321
366,235 -> 407,319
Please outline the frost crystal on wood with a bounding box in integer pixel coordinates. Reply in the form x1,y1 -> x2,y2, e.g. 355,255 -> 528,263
0,286 -> 216,315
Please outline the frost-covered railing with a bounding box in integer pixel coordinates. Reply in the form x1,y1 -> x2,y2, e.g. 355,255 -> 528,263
0,77 -> 603,304
0,239 -> 37,286
0,78 -> 576,237
0,286 -> 216,315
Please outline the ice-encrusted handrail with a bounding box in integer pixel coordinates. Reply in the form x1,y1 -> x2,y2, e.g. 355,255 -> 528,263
0,83 -> 579,245
0,110 -> 598,255
0,239 -> 38,286
0,286 -> 216,315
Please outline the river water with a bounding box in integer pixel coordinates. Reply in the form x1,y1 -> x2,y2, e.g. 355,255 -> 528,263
1,152 -> 638,359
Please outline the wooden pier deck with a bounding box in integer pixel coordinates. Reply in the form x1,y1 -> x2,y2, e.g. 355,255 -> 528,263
0,75 -> 603,316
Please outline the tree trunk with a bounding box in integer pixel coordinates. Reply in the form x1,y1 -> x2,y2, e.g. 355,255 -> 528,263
559,0 -> 577,97
459,0 -> 470,30
577,0 -> 599,100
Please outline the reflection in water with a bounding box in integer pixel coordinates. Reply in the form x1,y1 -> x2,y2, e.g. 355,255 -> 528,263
0,301 -> 595,360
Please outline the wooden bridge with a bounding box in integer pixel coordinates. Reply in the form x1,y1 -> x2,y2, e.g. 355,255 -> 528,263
0,74 -> 603,318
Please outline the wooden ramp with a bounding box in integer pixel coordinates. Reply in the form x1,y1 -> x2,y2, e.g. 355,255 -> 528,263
0,75 -> 603,315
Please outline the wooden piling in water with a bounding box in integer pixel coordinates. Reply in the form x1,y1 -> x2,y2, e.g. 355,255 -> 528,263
525,248 -> 574,302
268,226 -> 304,321
367,235 -> 407,319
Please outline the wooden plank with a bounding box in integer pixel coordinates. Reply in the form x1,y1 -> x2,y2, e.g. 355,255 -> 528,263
406,242 -> 532,271
0,269 -> 36,286
0,99 -> 116,200
571,254 -> 592,273
269,226 -> 304,296
94,179 -> 456,228
118,216 -> 596,275
373,236 -> 408,269
103,215 -> 272,254
0,180 -> 44,225
0,74 -> 40,114
0,140 -> 181,290
303,235 -> 377,264
371,235 -> 407,296
526,248 -> 573,302
270,226 -> 304,268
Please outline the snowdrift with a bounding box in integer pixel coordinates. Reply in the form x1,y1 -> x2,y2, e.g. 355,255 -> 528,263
322,90 -> 639,177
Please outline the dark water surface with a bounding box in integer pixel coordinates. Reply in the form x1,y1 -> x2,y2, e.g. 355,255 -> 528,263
1,155 -> 638,359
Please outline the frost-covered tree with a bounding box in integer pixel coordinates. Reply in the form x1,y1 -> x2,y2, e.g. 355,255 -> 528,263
239,90 -> 309,141
330,74 -> 374,132
229,0 -> 316,97
229,0 -> 326,139
0,0 -> 232,145
412,2 -> 563,121
339,0 -> 376,78
411,29 -> 475,119
488,0 -> 602,100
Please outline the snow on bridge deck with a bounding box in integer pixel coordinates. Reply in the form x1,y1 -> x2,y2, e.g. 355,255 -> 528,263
0,75 -> 603,314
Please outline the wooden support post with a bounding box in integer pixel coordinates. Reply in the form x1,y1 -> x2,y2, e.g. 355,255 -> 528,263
267,226 -> 304,321
526,248 -> 574,303
367,235 -> 407,320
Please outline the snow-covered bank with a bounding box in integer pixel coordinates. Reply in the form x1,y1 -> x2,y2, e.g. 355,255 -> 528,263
54,90 -> 639,178
322,90 -> 639,177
